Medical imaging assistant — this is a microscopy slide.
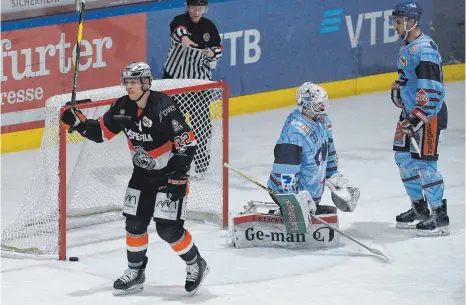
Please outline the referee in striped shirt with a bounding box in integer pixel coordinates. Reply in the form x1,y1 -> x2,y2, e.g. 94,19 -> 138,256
163,0 -> 222,175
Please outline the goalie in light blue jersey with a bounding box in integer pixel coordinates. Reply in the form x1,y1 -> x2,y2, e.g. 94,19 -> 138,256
267,82 -> 360,216
389,2 -> 449,237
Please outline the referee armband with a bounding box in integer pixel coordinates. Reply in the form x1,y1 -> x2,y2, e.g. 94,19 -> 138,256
172,26 -> 190,41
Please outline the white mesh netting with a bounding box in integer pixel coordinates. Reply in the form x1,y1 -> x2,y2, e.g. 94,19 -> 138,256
2,79 -> 227,257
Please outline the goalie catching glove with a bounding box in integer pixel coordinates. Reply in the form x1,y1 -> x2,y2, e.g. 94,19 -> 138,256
325,173 -> 360,212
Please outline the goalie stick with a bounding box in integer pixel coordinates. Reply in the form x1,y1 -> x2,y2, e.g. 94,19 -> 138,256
224,162 -> 391,262
68,0 -> 86,133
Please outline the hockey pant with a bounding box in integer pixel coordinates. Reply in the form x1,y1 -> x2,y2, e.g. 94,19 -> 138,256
122,172 -> 200,269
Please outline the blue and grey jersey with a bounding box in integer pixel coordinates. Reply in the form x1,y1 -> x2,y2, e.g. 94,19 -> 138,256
397,33 -> 447,125
267,110 -> 339,204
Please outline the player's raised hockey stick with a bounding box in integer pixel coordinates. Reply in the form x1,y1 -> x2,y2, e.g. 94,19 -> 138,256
68,0 -> 86,133
224,162 -> 391,263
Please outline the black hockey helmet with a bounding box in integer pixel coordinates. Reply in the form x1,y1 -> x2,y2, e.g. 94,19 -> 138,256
186,0 -> 208,6
392,2 -> 423,22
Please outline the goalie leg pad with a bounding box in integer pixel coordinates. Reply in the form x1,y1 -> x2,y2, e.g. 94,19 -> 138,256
273,192 -> 314,234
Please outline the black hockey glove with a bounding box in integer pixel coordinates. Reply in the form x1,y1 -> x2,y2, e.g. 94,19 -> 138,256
167,172 -> 189,202
61,105 -> 87,132
391,80 -> 404,108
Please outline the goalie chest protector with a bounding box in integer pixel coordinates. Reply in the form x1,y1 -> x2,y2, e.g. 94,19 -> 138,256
230,210 -> 339,249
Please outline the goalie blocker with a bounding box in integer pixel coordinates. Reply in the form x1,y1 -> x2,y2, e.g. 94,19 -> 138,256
230,201 -> 339,249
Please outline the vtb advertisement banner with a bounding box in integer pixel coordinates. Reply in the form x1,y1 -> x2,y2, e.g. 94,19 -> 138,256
1,13 -> 147,133
199,0 -> 431,96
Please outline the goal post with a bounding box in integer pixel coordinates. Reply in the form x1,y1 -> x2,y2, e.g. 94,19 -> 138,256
2,79 -> 229,260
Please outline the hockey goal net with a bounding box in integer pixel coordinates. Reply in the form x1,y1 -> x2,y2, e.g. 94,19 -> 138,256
1,79 -> 229,260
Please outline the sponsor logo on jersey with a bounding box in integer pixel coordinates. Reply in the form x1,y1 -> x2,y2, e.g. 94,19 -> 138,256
172,119 -> 183,132
142,116 -> 152,128
416,89 -> 429,106
400,56 -> 408,67
161,105 -> 176,117
300,124 -> 309,133
410,46 -> 416,53
280,174 -> 297,193
125,129 -> 154,141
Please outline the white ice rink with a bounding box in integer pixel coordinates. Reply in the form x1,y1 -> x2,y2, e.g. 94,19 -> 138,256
1,82 -> 465,305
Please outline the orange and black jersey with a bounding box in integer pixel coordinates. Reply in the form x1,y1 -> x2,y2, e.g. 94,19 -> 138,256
81,91 -> 196,176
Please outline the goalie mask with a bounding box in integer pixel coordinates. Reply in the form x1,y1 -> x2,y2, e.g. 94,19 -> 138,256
296,82 -> 329,120
122,62 -> 153,101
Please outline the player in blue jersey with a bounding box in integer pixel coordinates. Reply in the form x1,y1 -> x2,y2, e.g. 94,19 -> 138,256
267,82 -> 360,221
390,2 -> 449,236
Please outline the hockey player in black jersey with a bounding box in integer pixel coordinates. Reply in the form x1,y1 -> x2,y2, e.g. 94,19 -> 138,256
60,62 -> 209,296
163,0 -> 222,176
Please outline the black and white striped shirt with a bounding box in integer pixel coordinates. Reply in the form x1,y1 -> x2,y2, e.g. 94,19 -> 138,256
164,38 -> 216,80
163,13 -> 222,81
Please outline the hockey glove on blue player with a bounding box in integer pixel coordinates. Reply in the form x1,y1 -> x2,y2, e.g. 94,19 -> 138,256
399,114 -> 423,135
391,80 -> 404,108
167,172 -> 189,202
61,105 -> 87,132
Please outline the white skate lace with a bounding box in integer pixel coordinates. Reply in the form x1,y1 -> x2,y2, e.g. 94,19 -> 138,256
118,268 -> 139,283
186,263 -> 200,282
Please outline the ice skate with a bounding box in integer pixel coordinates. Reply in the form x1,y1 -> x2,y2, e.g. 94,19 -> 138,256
396,199 -> 430,229
113,268 -> 145,296
185,256 -> 209,296
416,200 -> 450,237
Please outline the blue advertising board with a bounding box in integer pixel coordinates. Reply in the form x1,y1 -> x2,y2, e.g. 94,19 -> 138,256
147,0 -> 432,96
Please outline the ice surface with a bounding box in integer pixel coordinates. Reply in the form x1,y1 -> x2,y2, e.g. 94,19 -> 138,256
1,82 -> 464,305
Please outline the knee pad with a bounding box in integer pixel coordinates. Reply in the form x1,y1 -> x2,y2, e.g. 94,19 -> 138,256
395,152 -> 416,174
156,221 -> 184,244
125,217 -> 151,235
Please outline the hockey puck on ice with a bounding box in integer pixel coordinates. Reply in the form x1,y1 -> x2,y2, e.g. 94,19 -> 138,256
69,256 -> 79,262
